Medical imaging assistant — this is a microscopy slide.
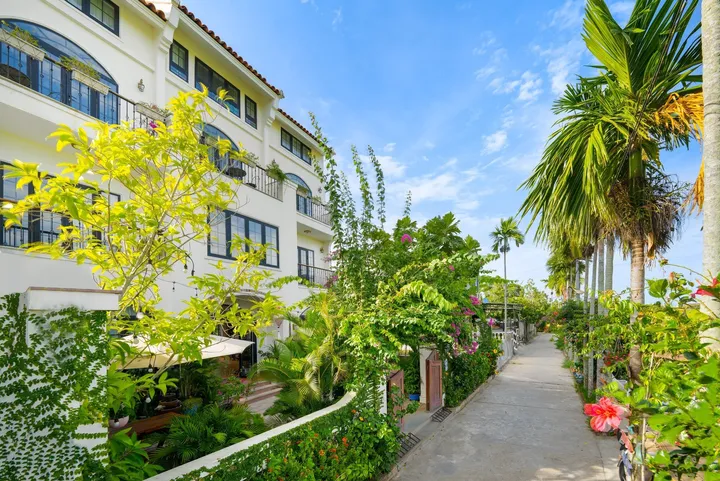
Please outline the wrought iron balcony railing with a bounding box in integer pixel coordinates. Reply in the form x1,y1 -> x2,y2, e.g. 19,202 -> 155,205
298,264 -> 335,287
296,194 -> 331,226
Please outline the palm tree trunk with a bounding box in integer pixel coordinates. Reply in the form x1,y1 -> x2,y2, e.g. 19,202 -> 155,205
583,254 -> 590,314
590,244 -> 598,316
605,237 -> 614,293
629,235 -> 645,307
703,0 -> 720,318
503,239 -> 508,333
575,260 -> 581,301
597,240 -> 605,315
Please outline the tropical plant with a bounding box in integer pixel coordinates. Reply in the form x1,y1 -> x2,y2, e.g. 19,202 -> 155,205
490,217 -> 525,327
520,0 -> 702,305
106,429 -> 162,481
151,405 -> 266,469
0,21 -> 39,47
59,56 -> 101,80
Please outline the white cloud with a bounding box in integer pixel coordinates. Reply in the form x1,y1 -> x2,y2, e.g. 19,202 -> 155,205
456,199 -> 480,211
359,154 -> 406,179
383,142 -> 396,153
490,48 -> 507,64
501,108 -> 515,129
502,152 -> 541,173
549,0 -> 584,30
489,77 -> 521,94
422,155 -> 429,161
488,71 -> 542,102
474,66 -> 497,80
423,140 -> 436,150
533,40 -> 586,96
517,71 -> 543,103
482,130 -> 508,154
472,31 -> 497,55
609,1 -> 634,16
332,8 -> 343,28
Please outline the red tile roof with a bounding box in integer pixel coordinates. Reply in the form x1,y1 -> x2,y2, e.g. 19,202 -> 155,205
137,1 -> 318,146
137,0 -> 166,20
177,4 -> 283,98
279,109 -> 320,144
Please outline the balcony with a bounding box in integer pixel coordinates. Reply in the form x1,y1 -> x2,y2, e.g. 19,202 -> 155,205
0,44 -> 156,128
296,194 -> 331,226
298,264 -> 335,288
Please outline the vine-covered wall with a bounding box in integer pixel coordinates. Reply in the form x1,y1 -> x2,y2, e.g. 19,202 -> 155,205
0,293 -> 108,480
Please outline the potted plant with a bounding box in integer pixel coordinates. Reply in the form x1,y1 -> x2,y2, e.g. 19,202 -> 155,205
109,403 -> 131,429
60,56 -> 109,95
266,161 -> 287,182
296,185 -> 310,197
135,102 -> 172,123
0,21 -> 44,61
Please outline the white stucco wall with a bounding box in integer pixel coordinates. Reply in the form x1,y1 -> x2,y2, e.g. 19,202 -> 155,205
0,0 -> 332,343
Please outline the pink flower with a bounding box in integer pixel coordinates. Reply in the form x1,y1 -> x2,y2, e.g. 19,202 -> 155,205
448,265 -> 455,271
400,234 -> 413,244
487,317 -> 497,327
470,295 -> 480,306
149,120 -> 158,130
462,308 -> 475,316
583,397 -> 626,432
692,277 -> 718,298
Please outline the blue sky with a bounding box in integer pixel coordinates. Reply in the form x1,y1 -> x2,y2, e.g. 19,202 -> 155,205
183,0 -> 704,295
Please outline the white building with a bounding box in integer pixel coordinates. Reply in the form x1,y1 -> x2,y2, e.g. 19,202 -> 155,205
0,0 -> 334,371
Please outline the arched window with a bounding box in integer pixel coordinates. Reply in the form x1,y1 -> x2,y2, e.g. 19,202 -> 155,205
286,173 -> 312,196
287,173 -> 314,216
202,125 -> 239,173
0,20 -> 118,121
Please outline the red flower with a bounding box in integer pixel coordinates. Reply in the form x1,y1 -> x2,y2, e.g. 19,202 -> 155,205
584,397 -> 626,432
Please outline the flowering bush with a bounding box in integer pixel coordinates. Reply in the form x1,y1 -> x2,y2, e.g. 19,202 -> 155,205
444,322 -> 500,407
583,397 -> 626,432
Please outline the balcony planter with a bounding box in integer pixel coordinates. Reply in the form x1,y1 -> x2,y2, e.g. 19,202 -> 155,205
60,56 -> 109,95
266,161 -> 287,182
135,102 -> 172,123
109,416 -> 130,429
0,28 -> 45,61
226,164 -> 246,180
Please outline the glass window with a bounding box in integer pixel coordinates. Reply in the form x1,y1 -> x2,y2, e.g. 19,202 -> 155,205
194,58 -> 241,118
202,125 -> 238,173
207,210 -> 279,267
208,210 -> 227,257
245,96 -> 257,129
66,0 -> 119,34
281,129 -> 312,165
169,41 -> 188,82
265,226 -> 278,267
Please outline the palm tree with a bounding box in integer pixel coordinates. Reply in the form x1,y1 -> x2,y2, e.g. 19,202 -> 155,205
520,0 -> 702,305
490,217 -> 525,330
703,0 -> 720,317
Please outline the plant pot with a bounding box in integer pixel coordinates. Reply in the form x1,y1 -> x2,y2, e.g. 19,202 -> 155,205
71,69 -> 109,95
409,393 -> 420,401
135,103 -> 171,123
110,416 -> 129,429
226,165 -> 246,180
0,30 -> 45,61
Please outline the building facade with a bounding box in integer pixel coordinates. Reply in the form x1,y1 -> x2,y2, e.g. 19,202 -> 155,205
0,0 -> 333,369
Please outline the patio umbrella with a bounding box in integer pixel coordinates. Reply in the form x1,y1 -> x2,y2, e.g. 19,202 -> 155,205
119,334 -> 254,370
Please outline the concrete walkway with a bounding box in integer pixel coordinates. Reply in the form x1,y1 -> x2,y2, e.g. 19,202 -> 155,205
393,334 -> 618,481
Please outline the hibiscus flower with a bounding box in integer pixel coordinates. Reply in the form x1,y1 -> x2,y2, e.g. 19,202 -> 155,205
400,233 -> 413,244
583,397 -> 626,432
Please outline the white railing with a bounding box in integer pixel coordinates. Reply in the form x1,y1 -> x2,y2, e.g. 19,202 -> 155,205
146,391 -> 357,481
493,331 -> 514,369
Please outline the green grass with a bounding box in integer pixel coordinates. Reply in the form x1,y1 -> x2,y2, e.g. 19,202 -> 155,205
562,358 -> 574,369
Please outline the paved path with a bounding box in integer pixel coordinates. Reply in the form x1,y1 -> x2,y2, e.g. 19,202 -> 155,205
393,334 -> 618,481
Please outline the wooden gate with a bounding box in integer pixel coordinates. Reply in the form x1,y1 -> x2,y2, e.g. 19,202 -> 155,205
426,351 -> 443,411
387,370 -> 405,428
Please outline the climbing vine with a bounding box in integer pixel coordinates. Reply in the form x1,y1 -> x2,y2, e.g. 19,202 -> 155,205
0,293 -> 107,480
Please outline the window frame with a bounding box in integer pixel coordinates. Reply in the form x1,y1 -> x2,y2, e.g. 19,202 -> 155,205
207,210 -> 280,268
0,162 -> 120,249
245,95 -> 257,129
280,128 -> 312,165
66,0 -> 120,35
194,58 -> 241,117
169,41 -> 189,82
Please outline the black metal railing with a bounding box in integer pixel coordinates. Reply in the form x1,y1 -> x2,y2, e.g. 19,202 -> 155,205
0,41 -> 150,126
298,264 -> 335,287
296,194 -> 330,225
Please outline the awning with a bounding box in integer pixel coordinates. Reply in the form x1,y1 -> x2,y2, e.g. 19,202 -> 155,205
119,335 -> 254,370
